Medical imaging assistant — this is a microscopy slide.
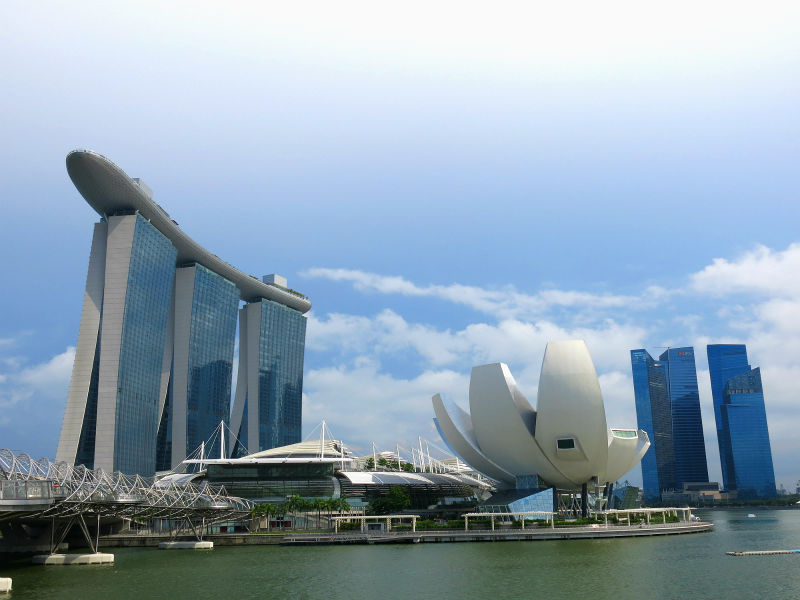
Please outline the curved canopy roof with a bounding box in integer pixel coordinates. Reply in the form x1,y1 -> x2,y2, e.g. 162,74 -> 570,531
66,149 -> 311,313
338,471 -> 477,487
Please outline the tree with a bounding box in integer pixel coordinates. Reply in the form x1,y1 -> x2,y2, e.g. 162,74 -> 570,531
285,495 -> 304,529
369,486 -> 411,515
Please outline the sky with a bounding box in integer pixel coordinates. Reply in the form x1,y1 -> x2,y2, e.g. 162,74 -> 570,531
1,1 -> 798,490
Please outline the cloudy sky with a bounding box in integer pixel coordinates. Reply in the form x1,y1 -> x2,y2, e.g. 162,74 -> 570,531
1,2 -> 798,489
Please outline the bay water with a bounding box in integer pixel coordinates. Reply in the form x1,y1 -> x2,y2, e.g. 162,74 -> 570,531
2,508 -> 799,599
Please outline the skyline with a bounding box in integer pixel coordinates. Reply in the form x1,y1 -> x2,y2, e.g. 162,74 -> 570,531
1,3 -> 798,489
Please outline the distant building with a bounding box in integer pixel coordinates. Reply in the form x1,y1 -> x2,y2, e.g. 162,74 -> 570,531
56,150 -> 310,476
631,349 -> 674,500
708,344 -> 776,499
630,347 -> 709,501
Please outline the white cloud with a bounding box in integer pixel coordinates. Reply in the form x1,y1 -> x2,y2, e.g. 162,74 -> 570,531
302,267 -> 659,320
308,309 -> 646,374
691,243 -> 800,298
303,359 -> 468,454
0,347 -> 74,409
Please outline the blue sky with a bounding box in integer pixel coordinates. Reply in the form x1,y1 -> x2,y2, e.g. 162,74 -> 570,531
1,2 -> 798,489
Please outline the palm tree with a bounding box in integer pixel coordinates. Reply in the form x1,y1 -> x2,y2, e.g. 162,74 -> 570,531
285,495 -> 302,529
263,503 -> 276,532
314,498 -> 325,529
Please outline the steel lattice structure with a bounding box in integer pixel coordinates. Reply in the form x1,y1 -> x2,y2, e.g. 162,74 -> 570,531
0,449 -> 253,522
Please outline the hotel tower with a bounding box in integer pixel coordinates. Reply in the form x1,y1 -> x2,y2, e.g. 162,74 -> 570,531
56,150 -> 310,476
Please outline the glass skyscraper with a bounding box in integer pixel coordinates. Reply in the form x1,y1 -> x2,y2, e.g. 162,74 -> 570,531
631,346 -> 709,500
230,295 -> 307,455
707,344 -> 776,498
57,150 -> 312,476
660,348 -> 709,486
631,349 -> 674,500
156,264 -> 239,469
58,213 -> 177,475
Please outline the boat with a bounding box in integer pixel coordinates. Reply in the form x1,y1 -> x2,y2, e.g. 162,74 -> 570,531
746,513 -> 756,518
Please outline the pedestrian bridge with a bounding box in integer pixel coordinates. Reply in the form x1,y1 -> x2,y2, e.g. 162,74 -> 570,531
0,449 -> 253,554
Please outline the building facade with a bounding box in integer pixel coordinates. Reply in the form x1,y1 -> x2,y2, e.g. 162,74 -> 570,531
707,344 -> 776,498
229,296 -> 307,457
630,349 -> 674,500
56,150 -> 311,476
630,347 -> 708,500
659,348 -> 709,486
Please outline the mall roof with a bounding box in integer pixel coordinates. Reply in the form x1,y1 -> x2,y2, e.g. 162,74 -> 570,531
182,439 -> 354,465
339,471 -> 490,488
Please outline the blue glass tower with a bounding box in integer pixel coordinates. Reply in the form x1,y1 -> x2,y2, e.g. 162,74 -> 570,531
707,344 -> 749,490
257,299 -> 306,450
631,349 -> 675,500
60,213 -> 177,475
230,296 -> 307,455
659,347 -> 709,486
157,264 -> 240,469
707,345 -> 776,498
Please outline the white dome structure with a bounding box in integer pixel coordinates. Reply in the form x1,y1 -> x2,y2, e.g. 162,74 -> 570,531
432,340 -> 649,491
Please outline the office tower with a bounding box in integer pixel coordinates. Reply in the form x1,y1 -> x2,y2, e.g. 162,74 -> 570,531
706,343 -> 749,490
57,150 -> 311,476
659,348 -> 709,485
229,294 -> 307,456
707,344 -> 776,498
630,346 -> 709,500
631,350 -> 675,500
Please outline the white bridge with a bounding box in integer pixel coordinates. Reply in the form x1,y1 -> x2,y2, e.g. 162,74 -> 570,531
0,449 -> 252,554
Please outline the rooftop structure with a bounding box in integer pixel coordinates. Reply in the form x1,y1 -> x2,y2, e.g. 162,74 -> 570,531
178,427 -> 489,507
65,150 -> 310,310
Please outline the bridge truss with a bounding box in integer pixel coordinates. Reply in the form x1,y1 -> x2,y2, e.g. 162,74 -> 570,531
0,449 -> 253,553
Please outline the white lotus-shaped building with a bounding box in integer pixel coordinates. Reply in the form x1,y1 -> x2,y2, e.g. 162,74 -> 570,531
433,340 -> 649,491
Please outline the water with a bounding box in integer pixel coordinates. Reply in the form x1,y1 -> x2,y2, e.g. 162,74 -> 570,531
2,509 -> 799,599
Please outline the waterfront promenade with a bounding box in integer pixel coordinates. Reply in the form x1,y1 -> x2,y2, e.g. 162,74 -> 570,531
95,519 -> 712,548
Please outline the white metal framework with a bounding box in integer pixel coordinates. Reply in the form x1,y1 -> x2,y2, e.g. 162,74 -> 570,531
0,449 -> 253,521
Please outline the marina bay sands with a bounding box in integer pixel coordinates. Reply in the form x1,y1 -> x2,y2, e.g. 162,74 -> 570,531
56,150 -> 310,477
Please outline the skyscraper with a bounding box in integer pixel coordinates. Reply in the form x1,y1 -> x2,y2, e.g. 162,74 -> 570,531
659,347 -> 709,486
229,293 -> 307,457
707,344 -> 776,498
630,346 -> 709,500
159,264 -> 240,469
57,150 -> 311,476
631,349 -> 675,500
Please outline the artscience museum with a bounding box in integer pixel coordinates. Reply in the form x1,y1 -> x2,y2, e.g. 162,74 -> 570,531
432,340 -> 650,513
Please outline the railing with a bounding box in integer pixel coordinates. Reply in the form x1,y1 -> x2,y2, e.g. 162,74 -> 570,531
0,480 -> 55,501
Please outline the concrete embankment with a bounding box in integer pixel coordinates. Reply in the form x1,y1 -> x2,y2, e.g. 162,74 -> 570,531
100,533 -> 285,547
32,553 -> 114,565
